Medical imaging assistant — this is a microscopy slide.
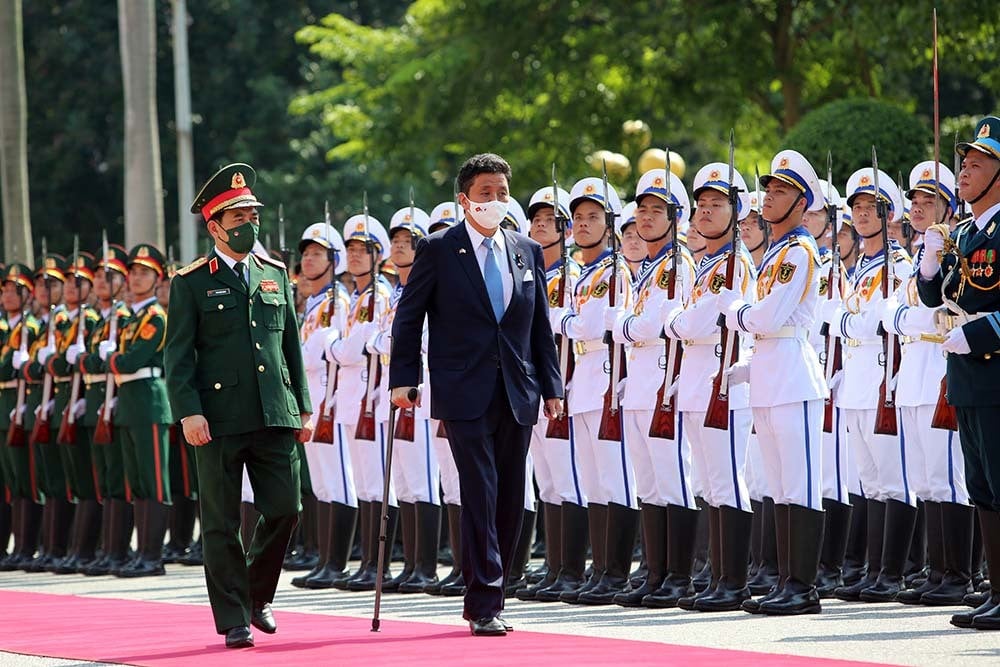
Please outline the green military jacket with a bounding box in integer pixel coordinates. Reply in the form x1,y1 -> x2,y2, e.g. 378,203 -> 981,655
165,249 -> 311,438
79,302 -> 132,427
48,305 -> 100,430
106,298 -> 172,427
0,313 -> 42,431
22,308 -> 65,434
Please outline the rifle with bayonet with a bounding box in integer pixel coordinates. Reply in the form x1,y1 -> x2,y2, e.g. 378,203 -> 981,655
31,241 -> 59,446
93,231 -> 118,445
650,148 -> 684,439
821,152 -> 843,433
6,302 -> 31,447
705,131 -> 742,431
873,148 -> 899,436
598,160 -> 625,442
57,236 -> 86,445
547,164 -> 574,440
395,187 -> 419,442
356,192 -> 380,441
314,201 -> 339,444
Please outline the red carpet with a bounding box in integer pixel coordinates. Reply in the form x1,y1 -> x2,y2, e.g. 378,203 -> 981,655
0,590 -> 891,666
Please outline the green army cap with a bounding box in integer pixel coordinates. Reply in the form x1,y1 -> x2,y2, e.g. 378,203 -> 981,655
128,244 -> 166,279
3,263 -> 35,291
190,163 -> 264,222
97,243 -> 129,277
35,254 -> 68,282
957,116 -> 1000,160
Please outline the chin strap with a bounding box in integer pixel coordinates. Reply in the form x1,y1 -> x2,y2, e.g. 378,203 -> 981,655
965,163 -> 1000,205
763,193 -> 803,226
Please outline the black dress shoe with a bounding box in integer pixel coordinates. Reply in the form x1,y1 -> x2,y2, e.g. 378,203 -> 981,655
251,603 -> 277,634
496,614 -> 513,632
225,625 -> 254,648
468,617 -> 506,636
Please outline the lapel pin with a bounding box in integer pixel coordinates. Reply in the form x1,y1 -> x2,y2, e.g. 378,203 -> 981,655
514,253 -> 525,269
458,248 -> 467,254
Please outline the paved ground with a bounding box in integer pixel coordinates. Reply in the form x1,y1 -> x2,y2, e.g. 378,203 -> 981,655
2,561 -> 997,666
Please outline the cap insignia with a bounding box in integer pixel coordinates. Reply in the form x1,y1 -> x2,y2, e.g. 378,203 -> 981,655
921,168 -> 932,179
45,258 -> 56,268
231,172 -> 247,189
779,157 -> 789,168
860,176 -> 871,187
979,123 -> 991,139
653,177 -> 664,187
584,184 -> 595,194
137,246 -> 150,258
709,170 -> 720,180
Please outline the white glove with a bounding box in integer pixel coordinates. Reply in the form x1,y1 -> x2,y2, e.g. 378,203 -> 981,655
880,296 -> 901,335
603,305 -> 624,331
11,350 -> 29,370
942,326 -> 971,355
818,299 -> 842,326
714,287 -> 741,315
549,306 -> 568,333
659,296 -> 683,324
920,228 -> 945,278
37,345 -> 56,365
98,340 -> 116,361
829,370 -> 844,396
724,360 -> 750,386
66,342 -> 85,365
72,398 -> 87,419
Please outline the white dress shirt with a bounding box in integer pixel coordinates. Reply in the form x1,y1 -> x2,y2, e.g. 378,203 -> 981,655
215,249 -> 249,284
465,221 -> 513,309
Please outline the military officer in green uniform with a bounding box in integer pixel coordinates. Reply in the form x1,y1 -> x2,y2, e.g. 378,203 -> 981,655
0,264 -> 42,571
103,244 -> 173,578
78,244 -> 134,576
25,254 -> 72,572
49,252 -> 103,574
165,163 -> 312,649
919,115 -> 1000,631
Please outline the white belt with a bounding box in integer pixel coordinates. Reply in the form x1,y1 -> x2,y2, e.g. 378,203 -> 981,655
844,337 -> 881,348
573,338 -> 605,355
53,375 -> 72,383
754,326 -> 807,341
84,373 -> 108,384
0,380 -> 18,390
114,367 -> 163,386
631,339 -> 659,349
683,336 -> 718,346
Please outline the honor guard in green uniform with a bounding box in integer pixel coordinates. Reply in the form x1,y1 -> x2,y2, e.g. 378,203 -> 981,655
25,254 -> 72,573
918,116 -> 1000,630
159,261 -> 202,567
104,244 -> 173,578
165,163 -> 312,649
48,252 -> 103,574
0,265 -> 43,571
78,244 -> 134,575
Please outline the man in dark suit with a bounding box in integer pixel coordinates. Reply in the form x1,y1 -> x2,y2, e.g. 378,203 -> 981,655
390,153 -> 563,636
165,164 -> 312,649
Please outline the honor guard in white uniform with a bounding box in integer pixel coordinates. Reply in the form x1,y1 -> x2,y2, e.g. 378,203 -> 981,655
824,168 -> 916,604
714,149 -> 827,615
516,185 -> 581,600
884,162 -> 973,606
661,163 -> 756,612
289,222 -> 356,590
369,205 -> 445,594
536,178 -> 634,604
607,169 -> 697,608
326,214 -> 393,592
423,201 -> 466,597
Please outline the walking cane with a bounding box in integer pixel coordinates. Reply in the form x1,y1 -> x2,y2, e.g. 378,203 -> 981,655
372,386 -> 418,631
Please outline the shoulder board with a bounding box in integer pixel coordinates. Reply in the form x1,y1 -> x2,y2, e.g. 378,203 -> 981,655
891,249 -> 911,263
147,303 -> 166,317
26,319 -> 41,334
255,253 -> 286,270
819,252 -> 832,265
54,310 -> 70,325
176,256 -> 207,276
85,308 -> 101,322
0,320 -> 8,332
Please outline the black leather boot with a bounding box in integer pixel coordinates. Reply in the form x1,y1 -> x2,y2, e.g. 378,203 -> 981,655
697,506 -> 753,612
119,500 -> 167,577
759,504 -> 823,615
438,504 -> 467,596
615,504 -> 667,607
286,494 -> 319,571
815,498 -> 851,598
904,500 -> 927,586
578,503 -> 638,604
518,502 -> 561,600
898,501 -> 944,604
535,502 -> 587,602
744,503 -> 790,613
307,502 -> 358,589
384,502 -> 416,592
747,497 -> 779,594
505,509 -> 536,596
348,502 -> 397,591
680,505 -> 720,610
842,493 -> 868,585
922,502 -> 974,605
860,499 -> 917,602
0,499 -> 27,571
399,502 -> 440,593
690,498 -> 711,592
835,499 -> 884,601
55,499 -> 101,574
643,504 -> 698,608
968,510 -> 1000,630
0,499 -> 11,565
560,503 -> 606,603
294,501 -> 331,587
336,500 -> 371,590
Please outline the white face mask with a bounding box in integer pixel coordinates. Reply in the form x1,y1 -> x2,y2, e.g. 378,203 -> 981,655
466,198 -> 508,230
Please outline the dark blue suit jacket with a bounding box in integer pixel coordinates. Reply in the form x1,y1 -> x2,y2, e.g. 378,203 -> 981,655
389,223 -> 562,425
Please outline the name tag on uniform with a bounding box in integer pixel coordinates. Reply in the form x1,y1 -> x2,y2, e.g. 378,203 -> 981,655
523,272 -> 534,283
207,288 -> 231,297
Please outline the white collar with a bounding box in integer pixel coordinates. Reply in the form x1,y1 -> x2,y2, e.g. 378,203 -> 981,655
132,296 -> 158,314
465,221 -> 506,254
215,249 -> 248,272
974,201 -> 1000,231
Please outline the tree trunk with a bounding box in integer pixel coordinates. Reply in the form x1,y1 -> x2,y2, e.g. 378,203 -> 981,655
0,0 -> 34,263
119,0 -> 165,249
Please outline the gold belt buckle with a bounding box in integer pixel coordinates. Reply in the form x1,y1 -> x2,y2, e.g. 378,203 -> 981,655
574,340 -> 586,355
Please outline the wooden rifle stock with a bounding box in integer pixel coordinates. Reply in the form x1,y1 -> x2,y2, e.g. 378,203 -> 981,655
313,292 -> 339,444
394,405 -> 416,441
7,379 -> 26,447
821,325 -> 843,433
931,375 -> 957,431
597,349 -> 626,442
649,338 -> 682,439
56,373 -> 81,445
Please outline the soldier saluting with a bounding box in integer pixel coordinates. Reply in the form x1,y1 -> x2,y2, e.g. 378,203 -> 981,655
165,164 -> 312,649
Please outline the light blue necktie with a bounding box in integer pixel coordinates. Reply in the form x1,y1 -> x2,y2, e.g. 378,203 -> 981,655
482,237 -> 505,322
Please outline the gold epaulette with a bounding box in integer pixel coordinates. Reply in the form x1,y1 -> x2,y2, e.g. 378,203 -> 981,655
175,256 -> 207,276
255,253 -> 286,270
